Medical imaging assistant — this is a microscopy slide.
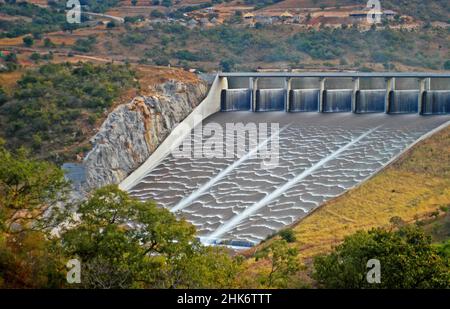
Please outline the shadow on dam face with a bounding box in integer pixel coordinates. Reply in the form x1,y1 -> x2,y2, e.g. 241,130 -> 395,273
388,90 -> 420,114
255,89 -> 286,111
355,90 -> 386,113
323,90 -> 353,112
422,91 -> 450,115
289,89 -> 320,112
221,89 -> 251,111
127,111 -> 450,248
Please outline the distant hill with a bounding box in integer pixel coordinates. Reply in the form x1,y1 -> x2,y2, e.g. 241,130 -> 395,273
255,0 -> 449,22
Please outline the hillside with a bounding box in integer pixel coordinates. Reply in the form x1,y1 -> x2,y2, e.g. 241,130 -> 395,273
1,1 -> 449,74
0,61 -> 204,164
256,0 -> 449,22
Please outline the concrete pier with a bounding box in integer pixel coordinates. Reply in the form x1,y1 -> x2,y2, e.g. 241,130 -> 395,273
251,77 -> 258,112
352,77 -> 360,113
418,78 -> 431,114
285,77 -> 292,111
319,77 -> 327,113
385,77 -> 396,113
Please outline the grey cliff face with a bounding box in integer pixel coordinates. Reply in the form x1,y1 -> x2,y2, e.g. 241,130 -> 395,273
83,79 -> 207,190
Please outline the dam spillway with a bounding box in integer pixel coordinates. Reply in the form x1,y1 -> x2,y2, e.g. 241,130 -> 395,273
322,89 -> 353,112
255,89 -> 286,111
388,90 -> 420,114
422,91 -> 450,115
355,90 -> 386,113
122,72 -> 450,248
220,89 -> 251,111
289,89 -> 320,112
127,113 -> 450,246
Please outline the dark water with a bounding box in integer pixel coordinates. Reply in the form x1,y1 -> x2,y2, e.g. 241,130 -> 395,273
255,89 -> 286,111
323,89 -> 353,112
389,90 -> 419,114
422,91 -> 450,115
355,90 -> 386,113
289,89 -> 320,112
220,89 -> 251,111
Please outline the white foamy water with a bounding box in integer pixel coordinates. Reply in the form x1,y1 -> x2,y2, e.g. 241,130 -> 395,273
128,112 -> 450,246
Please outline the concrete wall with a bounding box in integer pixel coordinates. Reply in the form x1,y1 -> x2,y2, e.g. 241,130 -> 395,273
119,75 -> 228,191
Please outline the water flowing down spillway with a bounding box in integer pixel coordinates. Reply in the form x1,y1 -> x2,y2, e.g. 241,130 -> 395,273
389,90 -> 419,113
323,89 -> 353,112
289,89 -> 320,112
221,89 -> 251,111
255,89 -> 286,111
127,111 -> 450,247
355,90 -> 386,113
422,91 -> 450,115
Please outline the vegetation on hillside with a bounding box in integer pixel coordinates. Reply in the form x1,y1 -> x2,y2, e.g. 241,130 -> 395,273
117,23 -> 449,71
0,62 -> 137,162
313,226 -> 449,288
382,0 -> 449,23
0,2 -> 448,72
257,0 -> 449,22
61,185 -> 239,288
79,0 -> 120,13
0,142 -> 240,288
0,2 -> 81,38
243,0 -> 284,10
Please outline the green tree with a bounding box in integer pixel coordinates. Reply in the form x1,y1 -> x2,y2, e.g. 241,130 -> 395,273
279,228 -> 296,243
22,36 -> 34,47
0,141 -> 68,288
255,240 -> 301,288
0,140 -> 68,233
43,37 -> 55,48
60,185 -> 238,288
444,60 -> 450,70
313,227 -> 449,289
220,58 -> 235,72
161,0 -> 172,7
106,21 -> 116,29
30,52 -> 41,62
150,9 -> 165,18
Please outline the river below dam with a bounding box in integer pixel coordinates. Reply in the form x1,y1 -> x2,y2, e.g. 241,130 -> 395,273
127,112 -> 450,247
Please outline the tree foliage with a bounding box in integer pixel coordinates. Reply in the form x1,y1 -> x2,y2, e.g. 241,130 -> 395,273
255,240 -> 301,288
60,185 -> 239,288
0,139 -> 68,233
0,142 -> 68,288
0,2 -> 81,38
313,227 -> 450,289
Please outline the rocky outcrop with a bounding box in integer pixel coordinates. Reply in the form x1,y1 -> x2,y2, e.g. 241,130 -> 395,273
83,79 -> 208,190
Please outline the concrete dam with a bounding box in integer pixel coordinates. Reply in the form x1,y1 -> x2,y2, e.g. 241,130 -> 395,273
120,72 -> 450,248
